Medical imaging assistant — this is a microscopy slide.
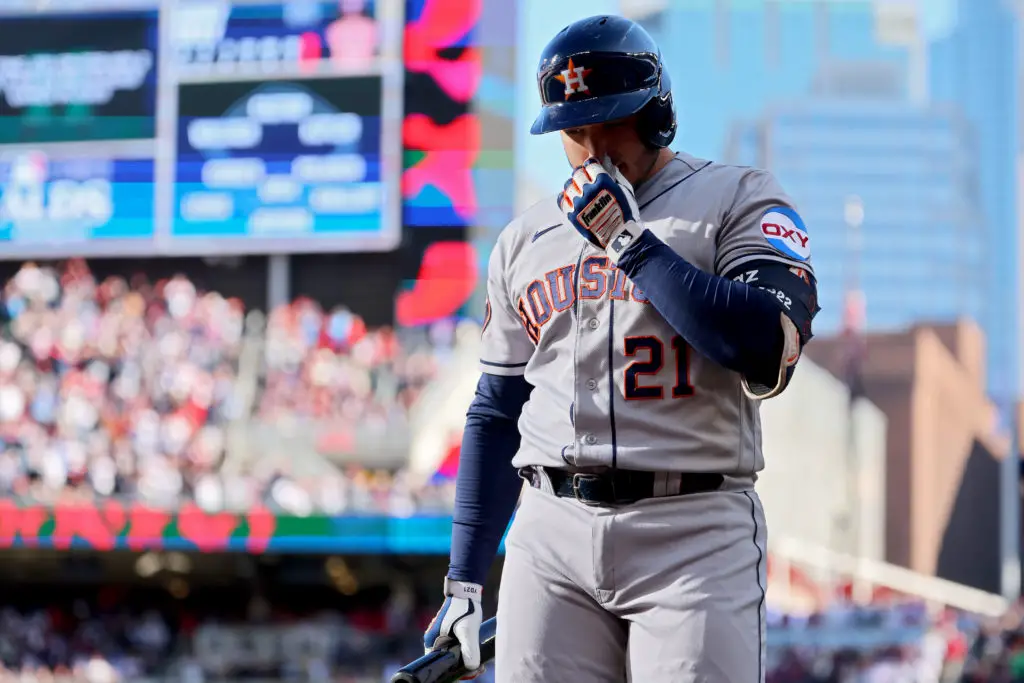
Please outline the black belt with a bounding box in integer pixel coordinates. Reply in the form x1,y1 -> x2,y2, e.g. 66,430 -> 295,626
522,467 -> 724,506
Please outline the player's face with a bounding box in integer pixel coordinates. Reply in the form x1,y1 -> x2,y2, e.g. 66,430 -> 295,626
560,116 -> 659,186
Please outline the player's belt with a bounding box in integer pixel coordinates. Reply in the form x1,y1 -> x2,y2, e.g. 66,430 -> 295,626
521,466 -> 724,507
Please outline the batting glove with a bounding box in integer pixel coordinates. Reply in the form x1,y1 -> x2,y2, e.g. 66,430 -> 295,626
558,156 -> 646,264
424,578 -> 485,679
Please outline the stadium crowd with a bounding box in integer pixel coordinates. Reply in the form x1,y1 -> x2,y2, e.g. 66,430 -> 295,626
257,296 -> 440,428
0,582 -> 433,683
0,260 -> 246,508
0,587 -> 1021,682
0,260 -> 456,515
763,596 -> 1024,682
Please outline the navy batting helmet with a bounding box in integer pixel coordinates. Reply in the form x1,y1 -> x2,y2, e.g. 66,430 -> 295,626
530,15 -> 676,149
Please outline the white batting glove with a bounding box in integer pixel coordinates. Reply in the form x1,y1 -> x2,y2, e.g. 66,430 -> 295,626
423,578 -> 484,678
558,156 -> 646,263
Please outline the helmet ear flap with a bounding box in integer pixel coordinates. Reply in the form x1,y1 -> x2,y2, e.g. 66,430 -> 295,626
636,93 -> 677,149
635,62 -> 676,149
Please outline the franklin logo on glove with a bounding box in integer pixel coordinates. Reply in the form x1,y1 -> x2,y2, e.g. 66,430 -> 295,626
579,190 -> 618,229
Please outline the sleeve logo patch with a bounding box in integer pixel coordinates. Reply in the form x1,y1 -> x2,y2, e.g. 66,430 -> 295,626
760,206 -> 810,261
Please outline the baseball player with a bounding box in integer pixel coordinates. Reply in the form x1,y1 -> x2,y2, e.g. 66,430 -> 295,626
424,14 -> 819,683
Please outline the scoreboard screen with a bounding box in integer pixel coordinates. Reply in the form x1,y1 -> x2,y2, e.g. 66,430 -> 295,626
163,0 -> 402,255
172,75 -> 392,252
0,7 -> 160,256
0,151 -> 155,249
169,0 -> 375,77
0,0 -> 403,259
0,11 -> 159,144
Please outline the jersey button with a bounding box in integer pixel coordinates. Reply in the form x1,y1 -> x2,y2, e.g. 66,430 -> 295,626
585,379 -> 597,390
584,434 -> 597,445
587,318 -> 599,330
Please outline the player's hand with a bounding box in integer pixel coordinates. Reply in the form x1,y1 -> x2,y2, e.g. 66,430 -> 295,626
558,156 -> 643,259
424,578 -> 485,679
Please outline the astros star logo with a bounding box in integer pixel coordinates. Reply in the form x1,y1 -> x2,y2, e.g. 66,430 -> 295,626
555,58 -> 592,99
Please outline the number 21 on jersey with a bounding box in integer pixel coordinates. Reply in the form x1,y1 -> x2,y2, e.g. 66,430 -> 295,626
623,335 -> 695,400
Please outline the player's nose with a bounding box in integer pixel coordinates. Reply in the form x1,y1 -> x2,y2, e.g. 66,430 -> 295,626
581,139 -> 608,161
574,126 -> 609,160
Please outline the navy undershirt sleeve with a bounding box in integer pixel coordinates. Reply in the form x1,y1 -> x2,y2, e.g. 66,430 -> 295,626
615,229 -> 788,386
447,372 -> 533,585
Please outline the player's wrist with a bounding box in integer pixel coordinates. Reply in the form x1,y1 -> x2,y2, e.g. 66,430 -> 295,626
444,577 -> 483,600
605,220 -> 647,265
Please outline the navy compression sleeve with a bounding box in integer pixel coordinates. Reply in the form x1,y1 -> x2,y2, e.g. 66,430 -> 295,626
616,230 -> 789,385
447,372 -> 533,585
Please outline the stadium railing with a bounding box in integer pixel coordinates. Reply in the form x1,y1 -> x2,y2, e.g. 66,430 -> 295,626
770,535 -> 1009,617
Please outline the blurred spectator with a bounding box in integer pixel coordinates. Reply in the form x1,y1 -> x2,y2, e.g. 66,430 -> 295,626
325,0 -> 378,67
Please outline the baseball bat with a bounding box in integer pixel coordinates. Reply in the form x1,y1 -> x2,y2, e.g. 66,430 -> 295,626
390,617 -> 498,683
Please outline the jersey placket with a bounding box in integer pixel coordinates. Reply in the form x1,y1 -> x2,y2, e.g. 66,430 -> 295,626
572,248 -> 614,467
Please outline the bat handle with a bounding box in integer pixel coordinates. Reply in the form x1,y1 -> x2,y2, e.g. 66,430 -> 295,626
390,617 -> 497,683
390,648 -> 462,683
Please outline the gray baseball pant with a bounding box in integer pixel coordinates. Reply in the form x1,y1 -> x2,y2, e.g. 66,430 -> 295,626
494,472 -> 767,682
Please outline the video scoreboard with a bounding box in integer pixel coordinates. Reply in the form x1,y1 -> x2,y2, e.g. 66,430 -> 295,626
0,0 -> 404,258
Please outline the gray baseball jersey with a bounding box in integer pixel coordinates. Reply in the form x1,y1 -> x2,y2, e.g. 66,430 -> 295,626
478,152 -> 814,475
